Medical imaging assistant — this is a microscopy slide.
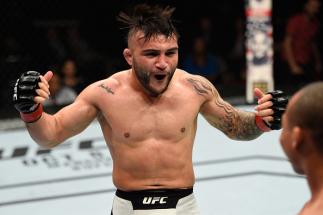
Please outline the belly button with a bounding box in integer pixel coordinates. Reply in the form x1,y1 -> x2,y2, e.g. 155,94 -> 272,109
124,132 -> 130,138
180,127 -> 185,133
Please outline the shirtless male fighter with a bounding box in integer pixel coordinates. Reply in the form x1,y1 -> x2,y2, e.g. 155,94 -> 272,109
13,4 -> 288,215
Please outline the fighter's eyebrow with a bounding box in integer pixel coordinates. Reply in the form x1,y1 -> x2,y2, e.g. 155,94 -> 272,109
142,47 -> 178,53
142,49 -> 160,53
166,47 -> 179,52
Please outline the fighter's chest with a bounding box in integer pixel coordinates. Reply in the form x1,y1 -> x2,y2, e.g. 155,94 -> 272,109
101,94 -> 200,140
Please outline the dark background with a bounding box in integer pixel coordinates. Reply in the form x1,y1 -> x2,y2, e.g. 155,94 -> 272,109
0,0 -> 322,119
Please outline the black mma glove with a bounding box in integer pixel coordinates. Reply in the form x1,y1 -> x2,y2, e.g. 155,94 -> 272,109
13,71 -> 43,123
255,90 -> 288,132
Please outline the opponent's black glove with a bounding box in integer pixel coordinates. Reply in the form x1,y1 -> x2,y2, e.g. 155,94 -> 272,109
13,71 -> 43,123
266,90 -> 288,130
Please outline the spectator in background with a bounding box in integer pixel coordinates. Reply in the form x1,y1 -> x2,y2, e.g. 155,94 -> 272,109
46,27 -> 67,63
228,17 -> 246,83
64,25 -> 107,86
197,17 -> 214,49
65,25 -> 97,63
282,0 -> 322,88
182,36 -> 223,84
43,73 -> 77,107
60,58 -> 84,93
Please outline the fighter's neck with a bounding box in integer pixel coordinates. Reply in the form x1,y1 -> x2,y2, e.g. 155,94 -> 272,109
305,164 -> 323,199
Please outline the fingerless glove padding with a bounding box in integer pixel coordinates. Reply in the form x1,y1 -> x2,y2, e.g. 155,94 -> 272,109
13,71 -> 40,113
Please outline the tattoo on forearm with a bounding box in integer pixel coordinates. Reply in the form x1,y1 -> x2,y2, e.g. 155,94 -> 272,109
212,101 -> 262,140
214,100 -> 262,140
187,78 -> 262,140
211,99 -> 236,134
98,84 -> 114,94
230,111 -> 262,140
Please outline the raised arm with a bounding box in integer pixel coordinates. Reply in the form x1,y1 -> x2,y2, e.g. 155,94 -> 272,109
13,71 -> 99,148
188,76 -> 286,140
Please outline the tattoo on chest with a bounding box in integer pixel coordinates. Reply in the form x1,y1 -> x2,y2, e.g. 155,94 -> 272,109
98,84 -> 114,94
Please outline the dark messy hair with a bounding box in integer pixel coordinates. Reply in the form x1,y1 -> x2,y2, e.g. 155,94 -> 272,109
288,81 -> 323,154
117,3 -> 179,44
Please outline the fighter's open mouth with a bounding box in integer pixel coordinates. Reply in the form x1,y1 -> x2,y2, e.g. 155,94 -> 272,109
154,74 -> 166,80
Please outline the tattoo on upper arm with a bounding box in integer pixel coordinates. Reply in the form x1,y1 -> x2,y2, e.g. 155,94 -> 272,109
187,78 -> 213,96
98,84 -> 114,95
187,77 -> 232,131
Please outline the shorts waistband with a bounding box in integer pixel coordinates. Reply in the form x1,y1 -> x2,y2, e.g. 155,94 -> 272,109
115,188 -> 193,210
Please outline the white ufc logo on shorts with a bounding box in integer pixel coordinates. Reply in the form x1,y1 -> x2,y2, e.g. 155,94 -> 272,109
142,196 -> 168,205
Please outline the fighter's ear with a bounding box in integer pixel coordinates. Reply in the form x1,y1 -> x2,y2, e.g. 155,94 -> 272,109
291,127 -> 306,153
123,48 -> 132,66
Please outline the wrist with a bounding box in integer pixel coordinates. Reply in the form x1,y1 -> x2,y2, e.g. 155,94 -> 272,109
255,115 -> 271,132
20,104 -> 43,123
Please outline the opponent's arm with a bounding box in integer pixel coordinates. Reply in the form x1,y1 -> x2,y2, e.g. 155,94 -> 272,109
188,76 -> 287,140
13,71 -> 98,148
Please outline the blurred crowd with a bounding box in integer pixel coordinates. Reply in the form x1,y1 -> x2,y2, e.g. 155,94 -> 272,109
0,0 -> 322,119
